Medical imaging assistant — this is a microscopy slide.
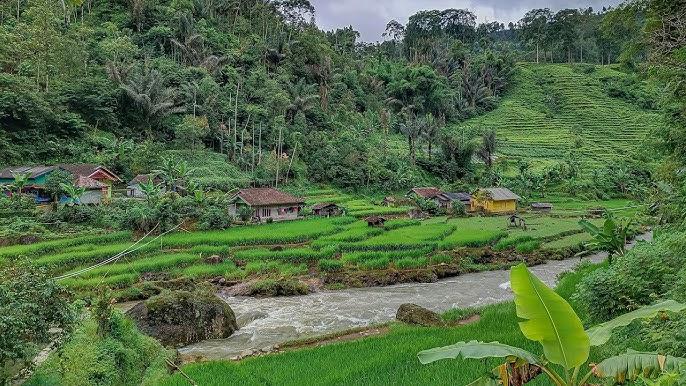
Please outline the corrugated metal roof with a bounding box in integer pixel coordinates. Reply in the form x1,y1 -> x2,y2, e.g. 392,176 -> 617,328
0,165 -> 56,179
481,187 -> 521,201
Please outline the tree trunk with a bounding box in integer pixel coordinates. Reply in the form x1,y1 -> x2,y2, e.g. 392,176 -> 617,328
536,42 -> 539,64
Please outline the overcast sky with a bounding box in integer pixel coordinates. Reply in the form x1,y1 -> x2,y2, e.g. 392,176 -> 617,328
310,0 -> 623,42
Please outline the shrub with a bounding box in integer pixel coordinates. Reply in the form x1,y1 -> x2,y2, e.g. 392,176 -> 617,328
198,206 -> 233,230
575,231 -> 686,322
395,257 -> 429,269
247,279 -> 309,296
319,259 -> 344,272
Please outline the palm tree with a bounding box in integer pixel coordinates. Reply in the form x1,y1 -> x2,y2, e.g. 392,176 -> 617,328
478,129 -> 497,168
119,66 -> 184,137
286,79 -> 319,123
398,115 -> 422,165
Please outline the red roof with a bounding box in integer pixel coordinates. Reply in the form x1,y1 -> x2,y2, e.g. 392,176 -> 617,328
232,188 -> 304,206
58,164 -> 122,182
75,176 -> 106,189
409,187 -> 443,199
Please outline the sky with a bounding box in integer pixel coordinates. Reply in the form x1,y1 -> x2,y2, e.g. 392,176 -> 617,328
309,0 -> 624,42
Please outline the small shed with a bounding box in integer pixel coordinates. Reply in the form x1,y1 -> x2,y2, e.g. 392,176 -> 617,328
127,174 -> 163,198
531,202 -> 553,212
437,192 -> 471,208
311,202 -> 342,217
471,187 -> 521,214
365,216 -> 386,227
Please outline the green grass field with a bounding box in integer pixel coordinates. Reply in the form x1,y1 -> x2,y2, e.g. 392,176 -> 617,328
453,63 -> 663,169
0,188 -> 625,293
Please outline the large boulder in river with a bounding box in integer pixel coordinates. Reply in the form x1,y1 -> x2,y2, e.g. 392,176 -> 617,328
396,303 -> 444,327
126,290 -> 238,347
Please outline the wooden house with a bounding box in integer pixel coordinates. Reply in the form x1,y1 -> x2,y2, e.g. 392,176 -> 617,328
471,188 -> 521,214
58,164 -> 122,199
365,216 -> 386,227
437,192 -> 471,208
311,202 -> 342,217
228,187 -> 304,222
0,164 -> 121,204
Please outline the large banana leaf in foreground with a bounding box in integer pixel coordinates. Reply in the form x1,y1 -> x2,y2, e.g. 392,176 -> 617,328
586,300 -> 686,346
593,350 -> 686,382
417,341 -> 540,365
510,264 -> 589,369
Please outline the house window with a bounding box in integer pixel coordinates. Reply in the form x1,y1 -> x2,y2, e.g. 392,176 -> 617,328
261,208 -> 271,217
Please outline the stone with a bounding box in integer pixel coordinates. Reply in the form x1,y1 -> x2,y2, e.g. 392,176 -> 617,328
126,290 -> 238,348
395,303 -> 445,327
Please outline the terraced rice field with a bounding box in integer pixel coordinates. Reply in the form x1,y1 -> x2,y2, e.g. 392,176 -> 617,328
454,63 -> 663,168
0,190 -> 619,294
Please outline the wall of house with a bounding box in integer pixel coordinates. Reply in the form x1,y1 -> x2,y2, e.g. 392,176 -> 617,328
471,199 -> 517,213
254,205 -> 300,221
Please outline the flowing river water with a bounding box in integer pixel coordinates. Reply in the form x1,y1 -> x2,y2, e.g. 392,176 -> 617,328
179,232 -> 652,360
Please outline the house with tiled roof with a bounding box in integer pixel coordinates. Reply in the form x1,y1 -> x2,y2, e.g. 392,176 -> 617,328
228,187 -> 305,222
407,187 -> 471,210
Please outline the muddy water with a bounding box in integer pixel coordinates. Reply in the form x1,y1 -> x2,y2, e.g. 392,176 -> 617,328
179,232 -> 652,360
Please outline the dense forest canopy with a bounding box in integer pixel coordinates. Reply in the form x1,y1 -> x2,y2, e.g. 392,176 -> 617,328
0,0 -> 671,191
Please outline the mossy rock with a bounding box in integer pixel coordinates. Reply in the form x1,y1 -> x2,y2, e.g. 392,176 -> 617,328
396,303 -> 445,327
126,290 -> 238,347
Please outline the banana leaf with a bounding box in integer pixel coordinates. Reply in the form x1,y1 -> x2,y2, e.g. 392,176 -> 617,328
586,300 -> 686,346
417,340 -> 540,365
510,264 -> 589,369
593,350 -> 686,383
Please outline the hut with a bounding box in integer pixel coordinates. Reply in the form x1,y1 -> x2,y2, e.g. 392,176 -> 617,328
437,192 -> 472,208
228,187 -> 304,222
311,202 -> 342,217
365,216 -> 386,227
471,187 -> 521,214
126,174 -> 163,198
531,202 -> 553,213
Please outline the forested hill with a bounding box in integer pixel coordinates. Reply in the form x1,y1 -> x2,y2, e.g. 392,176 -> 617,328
0,0 -> 658,191
455,63 -> 663,170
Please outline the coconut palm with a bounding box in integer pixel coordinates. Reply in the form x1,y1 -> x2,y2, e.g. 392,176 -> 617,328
119,67 -> 184,137
286,79 -> 319,123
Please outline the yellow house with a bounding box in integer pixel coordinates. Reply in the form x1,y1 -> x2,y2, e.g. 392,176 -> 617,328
471,187 -> 520,214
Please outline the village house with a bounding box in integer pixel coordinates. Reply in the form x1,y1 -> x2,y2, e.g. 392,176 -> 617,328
471,187 -> 521,214
0,164 -> 121,204
228,187 -> 304,222
126,174 -> 163,198
407,187 -> 471,210
311,202 -> 343,217
531,202 -> 553,213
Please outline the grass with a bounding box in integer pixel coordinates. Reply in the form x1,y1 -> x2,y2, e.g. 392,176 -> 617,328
346,223 -> 455,250
453,63 -> 662,168
156,261 -> 625,386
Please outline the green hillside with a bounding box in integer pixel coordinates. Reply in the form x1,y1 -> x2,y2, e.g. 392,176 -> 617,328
455,63 -> 663,168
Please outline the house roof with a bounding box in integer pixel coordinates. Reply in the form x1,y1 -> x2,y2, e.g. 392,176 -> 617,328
231,188 -> 304,206
479,187 -> 521,201
311,202 -> 339,210
58,164 -> 122,182
531,202 -> 553,209
75,176 -> 107,189
439,192 -> 471,202
0,165 -> 56,179
128,174 -> 161,186
409,187 -> 442,199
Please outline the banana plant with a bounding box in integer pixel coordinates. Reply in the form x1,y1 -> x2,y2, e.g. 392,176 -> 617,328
417,264 -> 686,386
578,212 -> 632,262
59,182 -> 86,205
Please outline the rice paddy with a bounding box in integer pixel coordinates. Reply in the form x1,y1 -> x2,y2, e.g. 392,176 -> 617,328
0,188 -> 630,293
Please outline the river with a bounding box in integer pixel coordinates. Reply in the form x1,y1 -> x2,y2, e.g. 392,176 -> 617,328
179,232 -> 652,360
